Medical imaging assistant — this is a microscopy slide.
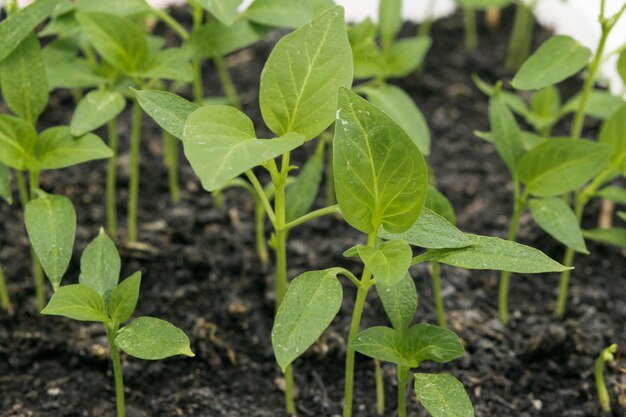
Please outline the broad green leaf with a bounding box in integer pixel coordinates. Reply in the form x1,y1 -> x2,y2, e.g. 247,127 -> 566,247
272,269 -> 342,371
196,0 -> 242,25
598,105 -> 626,168
0,0 -> 58,62
243,0 -> 334,28
357,240 -> 412,286
25,194 -> 76,290
403,323 -> 464,363
76,12 -> 148,73
379,208 -> 473,249
182,105 -> 304,191
135,48 -> 194,82
376,273 -> 417,332
0,115 -> 37,171
350,327 -> 407,366
107,272 -> 141,323
596,186 -> 626,204
115,316 -> 194,359
414,374 -> 474,417
79,230 -> 121,299
378,0 -> 402,51
415,234 -> 570,273
425,185 -> 456,224
34,127 -> 113,171
363,83 -> 431,155
0,34 -> 49,124
348,18 -> 386,80
512,35 -> 591,90
260,6 -> 353,140
136,90 -> 198,139
583,228 -> 626,249
285,142 -> 325,222
529,198 -> 587,254
70,90 -> 126,136
45,57 -> 107,90
531,86 -> 561,118
334,88 -> 428,233
385,36 -> 431,77
0,162 -> 11,204
561,90 -> 625,120
186,20 -> 273,60
41,284 -> 108,322
519,139 -> 612,197
488,91 -> 525,175
76,0 -> 150,16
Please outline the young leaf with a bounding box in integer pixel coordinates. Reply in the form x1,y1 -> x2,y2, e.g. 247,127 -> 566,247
195,0 -> 242,26
363,83 -> 431,155
243,0 -> 334,29
79,230 -> 121,299
403,324 -> 465,364
560,90 -> 625,120
518,139 -> 612,197
530,86 -> 561,120
134,48 -> 194,82
350,327 -> 408,366
182,105 -> 304,192
0,34 -> 49,125
76,12 -> 148,73
598,104 -> 626,168
25,194 -> 76,290
34,127 -> 113,171
413,374 -> 474,417
529,198 -> 588,254
488,91 -> 525,175
0,115 -> 37,171
376,273 -> 417,332
378,0 -> 402,51
41,284 -> 109,322
186,19 -> 272,60
385,36 -> 431,77
44,57 -> 107,90
0,162 -> 11,204
596,186 -> 626,204
107,272 -> 141,324
70,90 -> 126,136
259,6 -> 353,140
357,240 -> 412,287
425,185 -> 456,224
285,142 -> 325,222
348,18 -> 386,80
334,88 -> 428,234
115,316 -> 194,359
272,269 -> 343,371
511,35 -> 591,90
379,208 -> 473,249
136,90 -> 199,140
583,228 -> 626,249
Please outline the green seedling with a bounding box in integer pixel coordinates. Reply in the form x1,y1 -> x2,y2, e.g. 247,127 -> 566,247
505,0 -> 538,70
25,193 -> 193,417
455,0 -> 508,51
595,343 -> 618,414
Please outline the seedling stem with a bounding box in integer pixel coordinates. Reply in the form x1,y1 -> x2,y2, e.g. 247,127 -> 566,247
163,131 -> 180,203
505,1 -> 536,70
0,262 -> 11,313
107,119 -> 119,238
375,359 -> 384,415
213,55 -> 240,109
431,261 -> 447,328
106,324 -> 126,417
127,99 -> 143,243
595,344 -> 617,413
463,8 -> 477,51
397,365 -> 410,417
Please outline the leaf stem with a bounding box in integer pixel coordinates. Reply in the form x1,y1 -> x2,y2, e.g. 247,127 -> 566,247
397,365 -> 409,417
191,2 -> 204,104
28,170 -> 45,311
285,205 -> 340,230
163,130 -> 180,203
106,324 -> 125,417
213,54 -> 240,109
127,99 -> 143,243
595,344 -> 617,413
505,1 -> 535,70
375,359 -> 384,415
555,198 -> 584,317
431,261 -> 447,328
106,118 -> 118,238
245,170 -> 276,225
0,261 -> 12,313
462,8 -> 477,51
15,171 -> 29,208
254,199 -> 269,265
150,5 -> 189,40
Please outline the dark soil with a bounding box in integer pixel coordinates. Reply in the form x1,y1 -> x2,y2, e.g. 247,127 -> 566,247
2,6 -> 626,417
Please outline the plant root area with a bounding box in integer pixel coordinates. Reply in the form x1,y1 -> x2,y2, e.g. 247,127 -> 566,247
1,7 -> 625,417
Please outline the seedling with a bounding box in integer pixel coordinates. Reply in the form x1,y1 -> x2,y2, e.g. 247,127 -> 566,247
595,343 -> 618,413
505,0 -> 539,70
25,193 -> 193,417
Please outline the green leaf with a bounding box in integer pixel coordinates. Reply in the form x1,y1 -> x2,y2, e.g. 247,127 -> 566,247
70,90 -> 126,136
79,230 -> 121,299
357,240 -> 412,286
334,88 -> 428,233
272,269 -> 343,371
182,105 -> 304,192
0,34 -> 49,124
618,49 -> 626,85
385,36 -> 431,77
115,316 -> 194,359
414,374 -> 474,417
348,18 -> 386,80
529,198 -> 588,254
0,114 -> 37,171
107,272 -> 141,323
363,83 -> 430,155
350,327 -> 407,366
135,48 -> 194,82
196,0 -> 242,25
44,56 -> 107,90
583,228 -> 626,249
618,212 -> 626,223
416,234 -> 570,273
379,208 -> 473,250
25,194 -> 76,290
136,90 -> 199,140
598,105 -> 626,168
0,162 -> 11,204
285,142 -> 325,222
76,0 -> 150,16
488,91 -> 525,175
243,0 -> 334,28
76,12 -> 148,73
403,324 -> 465,363
596,186 -> 626,204
376,273 -> 417,332
259,6 -> 353,140
456,0 -> 508,8
186,19 -> 273,60
34,127 -> 113,171
561,90 -> 625,120
41,284 -> 109,322
512,35 -> 591,90
425,185 -> 456,225
378,0 -> 402,51
518,138 -> 612,197
0,0 -> 59,62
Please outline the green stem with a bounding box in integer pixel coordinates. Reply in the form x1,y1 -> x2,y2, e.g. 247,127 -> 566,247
127,100 -> 143,243
505,2 -> 535,70
163,131 -> 180,203
29,171 -> 45,310
213,55 -> 240,109
375,359 -> 384,415
0,261 -> 12,313
463,8 -> 477,51
191,3 -> 204,104
498,194 -> 525,324
595,344 -> 617,414
151,5 -> 189,40
106,118 -> 118,238
245,170 -> 276,225
15,171 -> 29,208
343,232 -> 377,417
418,0 -> 437,37
325,136 -> 336,206
555,199 -> 584,317
285,205 -> 340,230
254,199 -> 269,265
397,366 -> 409,417
106,324 -> 125,417
431,261 -> 447,328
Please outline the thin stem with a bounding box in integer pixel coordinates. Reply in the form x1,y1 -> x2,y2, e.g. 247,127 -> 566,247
555,199 -> 584,317
498,195 -> 525,324
213,55 -> 240,109
191,2 -> 204,104
29,170 -> 45,310
0,261 -> 12,313
163,131 -> 180,203
397,366 -> 409,417
150,5 -> 189,40
106,118 -> 118,238
375,359 -> 384,415
15,171 -> 29,208
463,8 -> 477,51
418,0 -> 437,37
245,170 -> 276,225
254,199 -> 269,265
431,261 -> 447,328
127,100 -> 143,243
325,137 -> 336,206
505,2 -> 535,70
106,324 -> 125,417
285,205 -> 340,230
595,344 -> 616,413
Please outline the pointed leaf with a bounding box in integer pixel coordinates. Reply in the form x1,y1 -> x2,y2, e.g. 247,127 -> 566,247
376,273 -> 417,332
107,272 -> 141,323
260,6 -> 353,140
596,186 -> 626,204
243,0 -> 334,29
385,36 -> 431,77
115,316 -> 194,359
358,240 -> 412,286
272,269 -> 343,371
378,0 -> 402,51
136,90 -> 199,139
413,374 -> 474,417
185,19 -> 272,60
561,90 -> 624,120
529,197 -> 587,254
598,104 -> 626,168
79,230 -> 121,299
41,284 -> 108,322
488,91 -> 525,175
70,90 -> 126,136
583,228 -> 626,249
285,142 -> 325,222
350,327 -> 408,366
425,185 -> 456,225
34,127 -> 113,171
403,324 -> 464,363
135,48 -> 194,82
0,114 -> 37,171
196,0 -> 242,25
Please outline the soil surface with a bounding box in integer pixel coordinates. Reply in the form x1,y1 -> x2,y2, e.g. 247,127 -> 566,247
2,6 -> 626,417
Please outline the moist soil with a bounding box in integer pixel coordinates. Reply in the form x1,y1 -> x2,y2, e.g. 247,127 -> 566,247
1,6 -> 626,417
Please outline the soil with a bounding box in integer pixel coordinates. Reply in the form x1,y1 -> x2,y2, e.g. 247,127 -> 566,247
1,5 -> 626,417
